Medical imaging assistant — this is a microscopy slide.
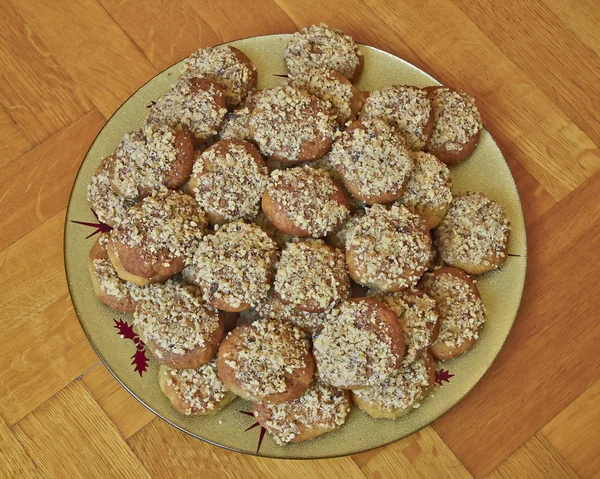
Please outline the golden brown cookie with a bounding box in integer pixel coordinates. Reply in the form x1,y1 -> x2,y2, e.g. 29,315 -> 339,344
158,361 -> 236,415
249,86 -> 336,164
262,166 -> 349,238
329,120 -> 413,204
217,318 -> 315,403
147,77 -> 227,144
398,151 -> 452,229
352,353 -> 435,419
108,124 -> 195,200
88,234 -> 141,312
425,87 -> 482,165
218,90 -> 265,141
284,23 -> 363,81
435,191 -> 510,274
418,267 -> 486,360
107,190 -> 207,286
313,298 -> 406,389
360,85 -> 434,149
134,281 -> 226,369
252,379 -> 351,444
182,45 -> 257,108
345,204 -> 433,291
188,139 -> 268,224
274,239 -> 350,313
191,221 -> 279,312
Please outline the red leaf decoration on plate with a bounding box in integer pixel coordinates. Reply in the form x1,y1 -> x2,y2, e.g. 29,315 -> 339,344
71,209 -> 112,238
114,319 -> 137,340
113,319 -> 149,377
435,368 -> 454,385
132,348 -> 149,377
239,410 -> 268,454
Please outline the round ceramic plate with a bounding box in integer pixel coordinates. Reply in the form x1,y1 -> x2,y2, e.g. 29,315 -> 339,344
64,34 -> 527,459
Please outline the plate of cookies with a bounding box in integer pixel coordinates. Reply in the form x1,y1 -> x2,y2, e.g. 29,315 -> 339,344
64,24 -> 527,458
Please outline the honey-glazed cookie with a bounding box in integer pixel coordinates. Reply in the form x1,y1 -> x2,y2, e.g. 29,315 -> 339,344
326,208 -> 366,250
435,191 -> 510,274
274,239 -> 350,313
289,69 -> 364,126
134,280 -> 225,369
329,120 -> 413,204
360,85 -> 434,150
418,267 -> 486,360
107,190 -> 207,286
425,87 -> 482,165
191,221 -> 279,312
88,234 -> 141,312
255,290 -> 328,335
158,361 -> 235,415
352,353 -> 435,419
147,77 -> 227,144
218,90 -> 265,141
252,379 -> 351,444
87,156 -> 135,227
217,318 -> 315,403
313,298 -> 405,389
345,204 -> 433,291
284,23 -> 363,81
262,165 -> 349,238
398,151 -> 452,229
182,45 -> 257,108
188,139 -> 268,224
249,86 -> 336,164
108,124 -> 195,200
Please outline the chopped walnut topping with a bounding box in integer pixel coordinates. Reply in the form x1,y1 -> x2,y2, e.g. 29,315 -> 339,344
289,69 -> 355,125
110,189 -> 207,263
163,360 -> 229,415
361,86 -> 432,149
192,221 -> 278,308
428,88 -> 482,152
398,151 -> 452,218
266,166 -> 349,237
147,77 -> 227,141
313,299 -> 400,388
254,211 -> 294,248
134,280 -> 221,356
435,192 -> 510,270
419,271 -> 486,349
222,319 -> 310,397
254,380 -> 351,445
255,290 -> 329,334
110,124 -> 181,199
346,204 -> 433,289
182,45 -> 256,107
353,355 -> 431,413
274,239 -> 349,311
218,90 -> 265,141
284,23 -> 362,80
369,290 -> 439,363
87,157 -> 135,226
93,234 -> 142,300
249,86 -> 336,163
190,141 -> 268,222
329,120 -> 413,201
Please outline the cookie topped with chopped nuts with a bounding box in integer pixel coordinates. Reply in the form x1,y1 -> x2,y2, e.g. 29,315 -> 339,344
217,318 -> 315,403
262,165 -> 349,238
360,85 -> 434,149
435,191 -> 510,274
191,221 -> 279,312
249,86 -> 337,164
274,239 -> 350,313
284,23 -> 363,81
147,77 -> 227,143
182,45 -> 257,108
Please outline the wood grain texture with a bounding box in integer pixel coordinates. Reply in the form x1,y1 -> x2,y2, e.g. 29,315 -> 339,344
128,418 -> 365,478
359,427 -> 472,479
542,380 -> 600,478
485,434 -> 578,479
2,1 -> 600,477
8,0 -> 158,119
82,364 -> 157,439
0,109 -> 105,251
0,210 -> 98,425
13,380 -> 151,478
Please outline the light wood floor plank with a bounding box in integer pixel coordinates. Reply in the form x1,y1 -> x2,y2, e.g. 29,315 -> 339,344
0,105 -> 32,170
0,416 -> 37,478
